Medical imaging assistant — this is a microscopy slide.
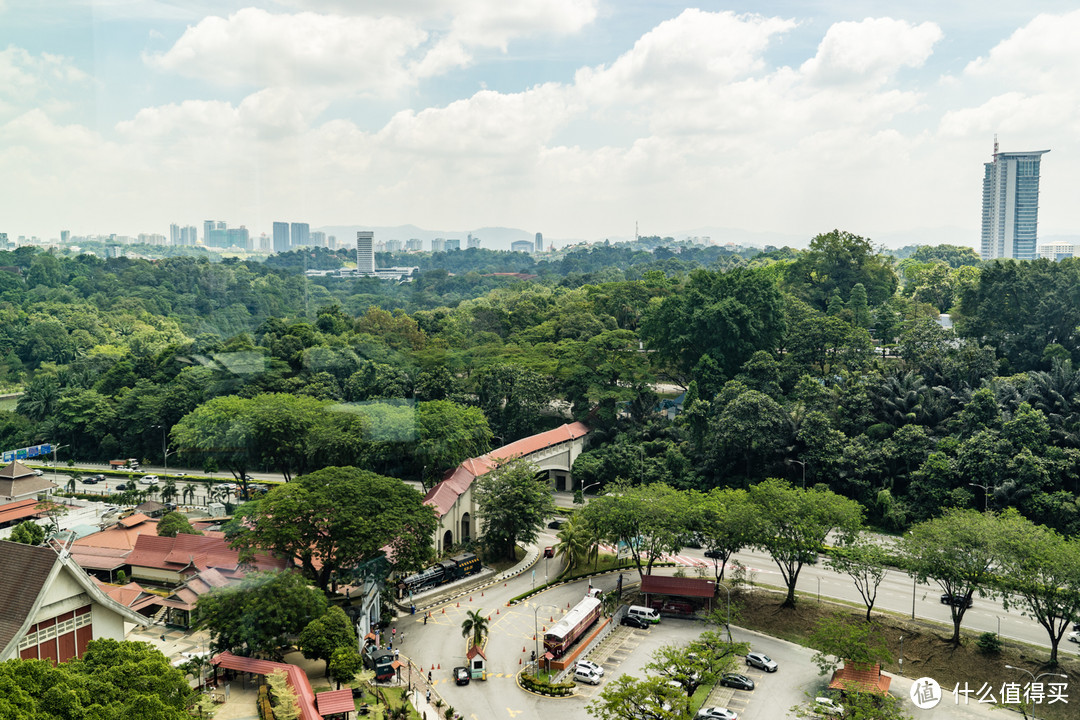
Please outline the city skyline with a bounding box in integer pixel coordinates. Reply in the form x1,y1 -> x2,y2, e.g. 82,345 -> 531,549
3,2 -> 1080,245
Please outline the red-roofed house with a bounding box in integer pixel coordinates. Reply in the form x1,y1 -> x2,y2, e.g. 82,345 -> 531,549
0,540 -> 149,662
829,662 -> 892,695
126,533 -> 288,585
422,422 -> 588,552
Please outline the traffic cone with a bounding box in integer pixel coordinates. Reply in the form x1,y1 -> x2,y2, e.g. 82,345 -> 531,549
522,647 -> 526,653
431,664 -> 434,670
519,657 -> 522,664
442,609 -> 446,614
496,609 -> 499,614
470,596 -> 473,601
487,616 -> 491,621
457,603 -> 459,607
481,591 -> 484,597
567,602 -> 570,608
550,616 -> 553,622
437,664 -> 440,670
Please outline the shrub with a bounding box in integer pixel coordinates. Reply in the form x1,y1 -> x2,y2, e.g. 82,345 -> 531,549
976,632 -> 1002,654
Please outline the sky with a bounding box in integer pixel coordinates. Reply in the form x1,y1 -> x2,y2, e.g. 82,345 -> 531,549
1,1 -> 1078,247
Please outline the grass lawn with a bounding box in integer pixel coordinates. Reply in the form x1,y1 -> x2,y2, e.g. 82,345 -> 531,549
486,544 -> 526,573
567,553 -> 635,576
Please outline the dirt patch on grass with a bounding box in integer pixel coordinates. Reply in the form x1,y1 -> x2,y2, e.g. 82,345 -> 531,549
730,587 -> 1080,720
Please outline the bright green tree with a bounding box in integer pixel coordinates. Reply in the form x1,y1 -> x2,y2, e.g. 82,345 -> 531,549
474,459 -> 555,561
460,609 -> 489,649
826,533 -> 891,622
228,466 -> 437,592
747,479 -> 864,607
694,487 -> 756,582
299,606 -> 358,675
195,571 -> 328,657
9,520 -> 45,546
157,511 -> 201,537
900,508 -> 1003,645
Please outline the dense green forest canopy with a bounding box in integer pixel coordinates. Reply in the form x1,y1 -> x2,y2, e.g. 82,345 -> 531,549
3,232 -> 1080,536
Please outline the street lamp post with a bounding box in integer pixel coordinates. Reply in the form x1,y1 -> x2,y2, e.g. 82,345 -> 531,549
1004,665 -> 1068,719
718,583 -> 732,643
153,425 -> 173,476
532,604 -> 558,677
898,636 -> 903,674
51,444 -> 69,490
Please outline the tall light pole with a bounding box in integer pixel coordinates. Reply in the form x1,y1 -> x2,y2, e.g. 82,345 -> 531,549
718,583 -> 733,643
532,604 -> 558,677
898,636 -> 903,674
1004,665 -> 1067,719
579,481 -> 601,506
51,444 -> 69,491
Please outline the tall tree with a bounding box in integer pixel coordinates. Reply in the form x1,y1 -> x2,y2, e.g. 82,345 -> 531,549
785,229 -> 898,308
580,482 -> 690,580
228,467 -> 437,592
900,508 -> 1002,645
474,460 -> 555,561
195,570 -> 328,658
460,609 -> 489,649
995,510 -> 1080,665
299,606 -> 358,675
826,533 -> 891,621
640,267 -> 785,388
747,479 -> 864,607
694,487 -> 756,582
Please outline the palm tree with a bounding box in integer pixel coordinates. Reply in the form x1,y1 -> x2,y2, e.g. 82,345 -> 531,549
161,477 -> 178,505
460,609 -> 488,649
181,483 -> 197,506
65,476 -> 77,495
554,515 -> 589,571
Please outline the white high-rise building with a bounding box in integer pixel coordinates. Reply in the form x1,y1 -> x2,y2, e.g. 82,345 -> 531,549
981,140 -> 1049,260
356,231 -> 375,274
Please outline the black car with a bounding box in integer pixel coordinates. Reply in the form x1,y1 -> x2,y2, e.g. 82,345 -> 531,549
454,666 -> 470,685
548,519 -> 565,530
704,549 -> 723,559
940,593 -> 973,608
82,476 -> 99,485
720,673 -> 755,691
621,615 -> 650,629
115,483 -> 127,491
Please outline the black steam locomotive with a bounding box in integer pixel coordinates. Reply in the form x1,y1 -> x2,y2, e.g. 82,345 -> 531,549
400,553 -> 481,595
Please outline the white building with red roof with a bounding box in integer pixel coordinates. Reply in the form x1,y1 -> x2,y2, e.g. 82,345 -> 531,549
422,422 -> 589,553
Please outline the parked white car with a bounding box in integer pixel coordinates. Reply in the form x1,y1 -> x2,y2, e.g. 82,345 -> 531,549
813,697 -> 845,717
139,474 -> 160,485
576,660 -> 605,677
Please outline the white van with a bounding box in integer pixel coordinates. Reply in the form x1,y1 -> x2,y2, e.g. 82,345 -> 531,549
627,605 -> 660,624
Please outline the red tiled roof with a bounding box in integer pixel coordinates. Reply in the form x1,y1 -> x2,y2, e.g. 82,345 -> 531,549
316,688 -> 355,716
466,645 -> 486,660
640,575 -> 716,598
118,513 -> 152,528
422,422 -> 589,517
0,499 -> 45,525
70,545 -> 130,571
829,663 -> 892,695
73,519 -> 159,551
127,533 -> 287,578
213,652 -> 318,720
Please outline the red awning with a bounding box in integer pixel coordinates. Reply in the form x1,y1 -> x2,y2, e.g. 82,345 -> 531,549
212,652 -> 319,720
639,575 -> 716,598
316,688 -> 355,716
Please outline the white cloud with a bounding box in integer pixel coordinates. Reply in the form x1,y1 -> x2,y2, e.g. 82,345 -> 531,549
0,46 -> 88,119
576,10 -> 796,106
146,8 -> 428,95
965,9 -> 1080,92
800,18 -> 942,87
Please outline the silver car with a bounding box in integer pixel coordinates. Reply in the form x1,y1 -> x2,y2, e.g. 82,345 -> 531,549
745,652 -> 778,672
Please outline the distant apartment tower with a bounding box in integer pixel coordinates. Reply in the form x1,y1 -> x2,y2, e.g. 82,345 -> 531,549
385,238 -> 403,253
431,238 -> 446,253
311,231 -> 327,247
291,222 -> 310,247
466,233 -> 481,249
356,231 -> 375,274
169,224 -> 180,245
227,227 -> 250,249
981,139 -> 1049,260
180,225 -> 197,245
535,232 -> 543,252
272,222 -> 290,253
405,238 -> 422,252
445,238 -> 461,251
61,230 -> 70,244
511,240 -> 534,253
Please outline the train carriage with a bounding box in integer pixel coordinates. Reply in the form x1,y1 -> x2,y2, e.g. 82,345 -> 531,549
544,596 -> 601,657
